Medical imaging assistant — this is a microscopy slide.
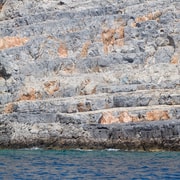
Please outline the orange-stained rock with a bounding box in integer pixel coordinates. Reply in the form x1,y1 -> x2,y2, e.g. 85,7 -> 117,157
131,22 -> 137,28
135,15 -> 149,23
102,29 -> 115,46
145,110 -> 170,121
4,103 -> 15,113
133,11 -> 162,27
44,80 -> 59,95
152,11 -> 162,20
114,39 -> 124,46
77,102 -> 91,112
0,36 -> 29,50
58,42 -> 68,58
102,29 -> 115,54
80,79 -> 95,95
91,86 -> 97,94
80,41 -> 91,58
119,111 -> 133,123
100,112 -> 119,124
18,89 -> 38,101
77,102 -> 85,112
136,11 -> 162,23
132,116 -> 140,123
102,27 -> 124,54
116,26 -> 124,39
171,55 -> 179,64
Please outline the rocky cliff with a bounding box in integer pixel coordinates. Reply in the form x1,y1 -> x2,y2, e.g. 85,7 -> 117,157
0,0 -> 179,151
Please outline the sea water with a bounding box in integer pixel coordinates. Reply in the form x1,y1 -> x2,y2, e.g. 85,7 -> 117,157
0,149 -> 179,179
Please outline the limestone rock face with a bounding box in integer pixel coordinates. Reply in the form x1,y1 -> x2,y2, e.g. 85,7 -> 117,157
0,0 -> 179,150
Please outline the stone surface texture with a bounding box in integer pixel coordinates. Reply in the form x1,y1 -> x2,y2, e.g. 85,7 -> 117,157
0,0 -> 179,151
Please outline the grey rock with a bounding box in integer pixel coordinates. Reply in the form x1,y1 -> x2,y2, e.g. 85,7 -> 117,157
0,0 -> 179,150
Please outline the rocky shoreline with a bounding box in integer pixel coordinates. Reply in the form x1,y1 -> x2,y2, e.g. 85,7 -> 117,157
0,0 -> 180,150
0,118 -> 180,151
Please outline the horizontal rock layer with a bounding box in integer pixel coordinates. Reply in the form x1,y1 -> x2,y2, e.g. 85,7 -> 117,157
0,0 -> 180,150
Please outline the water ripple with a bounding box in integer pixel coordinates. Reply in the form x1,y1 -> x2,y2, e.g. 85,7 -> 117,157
0,150 -> 179,179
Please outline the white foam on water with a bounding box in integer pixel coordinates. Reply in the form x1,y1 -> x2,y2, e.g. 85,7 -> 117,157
74,148 -> 93,152
22,147 -> 42,151
105,148 -> 120,151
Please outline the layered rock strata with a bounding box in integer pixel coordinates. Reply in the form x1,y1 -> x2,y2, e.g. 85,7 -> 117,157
0,0 -> 180,150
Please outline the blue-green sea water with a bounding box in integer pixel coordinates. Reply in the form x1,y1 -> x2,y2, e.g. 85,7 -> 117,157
0,149 -> 179,180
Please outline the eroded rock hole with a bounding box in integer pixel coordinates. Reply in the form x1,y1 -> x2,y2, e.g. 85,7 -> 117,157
0,64 -> 11,80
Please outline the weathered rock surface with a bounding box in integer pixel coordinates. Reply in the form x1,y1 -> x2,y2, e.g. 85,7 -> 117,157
0,0 -> 179,150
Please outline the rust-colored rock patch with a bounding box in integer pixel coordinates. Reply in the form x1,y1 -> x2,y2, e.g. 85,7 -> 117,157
102,29 -> 115,46
100,112 -> 119,124
119,111 -> 139,123
119,111 -> 133,123
99,109 -> 171,124
58,42 -> 68,58
145,110 -> 170,121
100,111 -> 140,124
4,103 -> 15,113
18,89 -> 41,101
0,1 -> 5,10
131,11 -> 162,27
171,55 -> 179,64
77,102 -> 91,112
44,81 -> 59,95
0,4 -> 3,10
80,41 -> 91,58
0,36 -> 29,50
116,26 -> 124,39
101,26 -> 124,54
102,29 -> 115,54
